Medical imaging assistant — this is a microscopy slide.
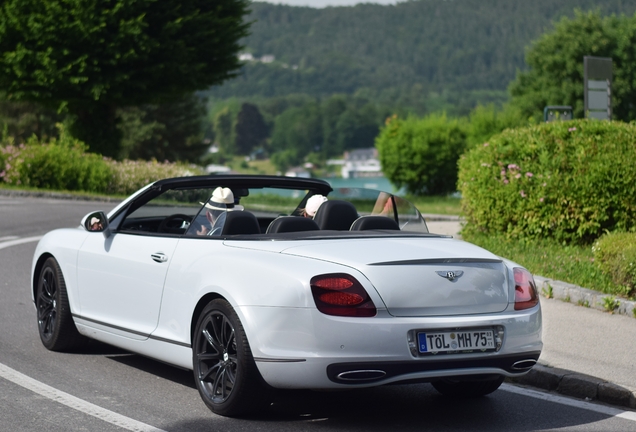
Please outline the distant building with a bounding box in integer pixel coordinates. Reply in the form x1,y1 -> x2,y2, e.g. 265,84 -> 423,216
238,53 -> 277,65
205,164 -> 232,174
285,167 -> 310,178
341,148 -> 382,179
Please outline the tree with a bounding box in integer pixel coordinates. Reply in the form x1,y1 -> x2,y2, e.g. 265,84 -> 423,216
234,103 -> 268,155
321,95 -> 348,158
509,10 -> 636,122
0,0 -> 250,157
269,103 -> 322,171
213,107 -> 237,156
118,94 -> 207,162
0,98 -> 62,143
376,114 -> 466,195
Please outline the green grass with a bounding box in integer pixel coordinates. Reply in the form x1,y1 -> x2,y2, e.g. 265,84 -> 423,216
464,232 -> 633,299
409,195 -> 462,215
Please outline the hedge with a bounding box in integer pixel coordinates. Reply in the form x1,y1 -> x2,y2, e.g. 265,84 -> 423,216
458,119 -> 636,244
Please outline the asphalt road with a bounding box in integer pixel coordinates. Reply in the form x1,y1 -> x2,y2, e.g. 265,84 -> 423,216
1,194 -> 636,431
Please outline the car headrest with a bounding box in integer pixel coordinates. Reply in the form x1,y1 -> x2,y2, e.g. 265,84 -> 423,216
221,211 -> 261,235
350,215 -> 400,231
266,216 -> 320,234
312,200 -> 358,230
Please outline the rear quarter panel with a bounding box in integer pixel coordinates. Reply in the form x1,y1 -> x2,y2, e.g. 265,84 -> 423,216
154,238 -> 383,347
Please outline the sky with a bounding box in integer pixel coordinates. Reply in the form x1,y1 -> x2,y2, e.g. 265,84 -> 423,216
257,0 -> 402,8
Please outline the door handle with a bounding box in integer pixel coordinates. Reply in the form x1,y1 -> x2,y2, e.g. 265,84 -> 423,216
151,252 -> 168,263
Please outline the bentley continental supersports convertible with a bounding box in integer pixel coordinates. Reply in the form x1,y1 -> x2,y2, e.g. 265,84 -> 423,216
31,175 -> 542,416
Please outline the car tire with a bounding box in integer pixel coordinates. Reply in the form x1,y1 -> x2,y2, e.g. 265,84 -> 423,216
193,299 -> 270,417
431,375 -> 505,398
36,257 -> 85,351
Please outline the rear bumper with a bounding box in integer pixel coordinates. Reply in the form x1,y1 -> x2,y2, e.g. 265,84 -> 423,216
326,351 -> 541,385
240,304 -> 543,389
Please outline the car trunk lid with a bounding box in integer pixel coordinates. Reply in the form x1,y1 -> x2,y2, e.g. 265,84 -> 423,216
279,237 -> 510,317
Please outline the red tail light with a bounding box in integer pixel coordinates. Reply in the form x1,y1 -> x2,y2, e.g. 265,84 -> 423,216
513,267 -> 539,310
310,274 -> 377,317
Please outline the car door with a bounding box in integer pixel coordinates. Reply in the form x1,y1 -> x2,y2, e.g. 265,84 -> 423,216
76,231 -> 179,338
75,187 -> 210,338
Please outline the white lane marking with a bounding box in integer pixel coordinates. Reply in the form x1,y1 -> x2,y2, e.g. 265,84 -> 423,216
0,236 -> 43,250
0,236 -> 19,242
502,383 -> 636,422
0,362 -> 167,432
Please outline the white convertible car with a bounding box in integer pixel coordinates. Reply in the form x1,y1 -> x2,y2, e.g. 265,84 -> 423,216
31,175 -> 542,416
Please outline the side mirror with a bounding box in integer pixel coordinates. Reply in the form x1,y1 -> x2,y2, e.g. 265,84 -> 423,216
81,211 -> 111,238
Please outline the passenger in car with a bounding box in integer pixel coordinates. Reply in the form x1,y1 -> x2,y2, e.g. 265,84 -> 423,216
194,187 -> 244,235
301,194 -> 328,218
372,192 -> 395,217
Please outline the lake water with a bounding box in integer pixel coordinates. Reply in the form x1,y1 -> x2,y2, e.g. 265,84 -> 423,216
321,176 -> 402,193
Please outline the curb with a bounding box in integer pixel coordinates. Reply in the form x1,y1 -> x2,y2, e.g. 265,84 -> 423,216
507,364 -> 636,409
534,276 -> 636,319
0,188 -> 120,203
515,276 -> 636,409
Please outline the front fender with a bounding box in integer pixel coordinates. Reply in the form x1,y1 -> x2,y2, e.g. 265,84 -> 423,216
31,228 -> 90,313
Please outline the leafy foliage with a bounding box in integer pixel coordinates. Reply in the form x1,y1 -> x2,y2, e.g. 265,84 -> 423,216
0,126 -> 200,195
118,94 -> 208,162
269,102 -> 323,171
0,0 -> 250,156
208,1 -> 636,113
106,159 -> 201,196
376,114 -> 467,195
458,119 -> 636,244
510,10 -> 636,122
234,103 -> 269,155
466,104 -> 533,147
0,99 -> 62,143
0,127 -> 112,193
593,232 -> 636,297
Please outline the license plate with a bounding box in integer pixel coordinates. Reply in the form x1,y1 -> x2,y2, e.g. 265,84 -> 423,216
418,329 -> 495,354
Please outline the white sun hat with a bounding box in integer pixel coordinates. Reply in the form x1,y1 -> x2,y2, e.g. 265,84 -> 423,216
305,194 -> 328,217
201,187 -> 244,211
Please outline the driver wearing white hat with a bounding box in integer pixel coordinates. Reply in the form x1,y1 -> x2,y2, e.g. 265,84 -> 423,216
195,187 -> 244,235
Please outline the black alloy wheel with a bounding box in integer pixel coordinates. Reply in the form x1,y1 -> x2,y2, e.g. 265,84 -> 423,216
36,257 -> 84,351
193,299 -> 269,417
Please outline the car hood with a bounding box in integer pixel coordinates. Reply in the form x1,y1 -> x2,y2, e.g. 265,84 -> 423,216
232,237 -> 510,317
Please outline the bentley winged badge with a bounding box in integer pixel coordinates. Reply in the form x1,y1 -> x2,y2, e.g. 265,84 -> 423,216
436,270 -> 464,281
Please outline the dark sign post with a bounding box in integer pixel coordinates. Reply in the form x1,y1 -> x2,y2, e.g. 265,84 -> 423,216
543,106 -> 573,122
584,56 -> 612,120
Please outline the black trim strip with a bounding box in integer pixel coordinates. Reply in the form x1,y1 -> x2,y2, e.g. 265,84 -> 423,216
254,357 -> 306,363
326,352 -> 541,384
72,314 -> 191,348
369,258 -> 503,266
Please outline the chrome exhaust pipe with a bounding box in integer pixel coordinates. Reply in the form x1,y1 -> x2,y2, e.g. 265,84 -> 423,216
337,370 -> 387,381
511,359 -> 537,370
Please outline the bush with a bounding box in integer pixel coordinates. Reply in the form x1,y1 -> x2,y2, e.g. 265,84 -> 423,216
592,232 -> 636,297
0,128 -> 113,193
106,159 -> 202,196
458,119 -> 636,244
0,125 -> 203,195
376,114 -> 467,195
466,104 -> 532,148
